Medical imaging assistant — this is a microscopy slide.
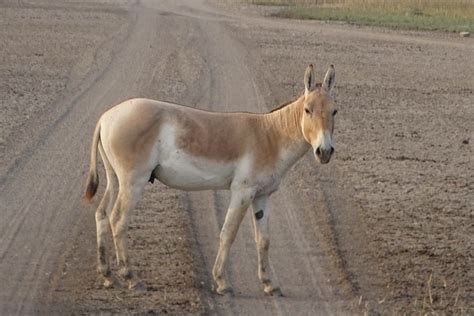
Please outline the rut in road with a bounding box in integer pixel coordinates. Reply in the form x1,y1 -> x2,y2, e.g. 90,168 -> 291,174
0,0 -> 357,314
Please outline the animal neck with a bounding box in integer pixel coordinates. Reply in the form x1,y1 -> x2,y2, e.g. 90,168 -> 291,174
263,95 -> 311,160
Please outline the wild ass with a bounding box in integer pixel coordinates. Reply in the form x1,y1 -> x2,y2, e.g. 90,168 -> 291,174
84,64 -> 337,295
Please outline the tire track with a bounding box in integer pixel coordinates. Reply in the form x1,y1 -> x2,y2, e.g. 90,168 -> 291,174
0,2 -> 191,313
1,0 -> 356,314
169,1 -> 353,314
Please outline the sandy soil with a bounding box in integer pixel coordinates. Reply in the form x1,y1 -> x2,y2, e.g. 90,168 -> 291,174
0,0 -> 129,177
0,0 -> 203,314
0,0 -> 472,315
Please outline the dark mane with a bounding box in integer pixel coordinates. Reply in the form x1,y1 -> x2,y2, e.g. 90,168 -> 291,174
270,94 -> 302,113
270,83 -> 323,113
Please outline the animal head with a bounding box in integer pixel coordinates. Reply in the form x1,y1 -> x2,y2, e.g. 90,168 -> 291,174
301,64 -> 337,164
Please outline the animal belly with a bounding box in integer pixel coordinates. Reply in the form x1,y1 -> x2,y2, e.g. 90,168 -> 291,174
155,153 -> 234,191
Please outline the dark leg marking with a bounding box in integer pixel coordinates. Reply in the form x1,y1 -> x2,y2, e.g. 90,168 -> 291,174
255,210 -> 264,220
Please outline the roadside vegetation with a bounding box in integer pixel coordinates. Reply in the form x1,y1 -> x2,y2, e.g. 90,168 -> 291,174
243,0 -> 474,32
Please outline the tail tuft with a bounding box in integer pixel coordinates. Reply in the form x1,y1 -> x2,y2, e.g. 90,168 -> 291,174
84,120 -> 101,204
84,171 -> 98,203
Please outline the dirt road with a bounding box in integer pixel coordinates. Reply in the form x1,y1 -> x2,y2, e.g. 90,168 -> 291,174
1,0 -> 472,314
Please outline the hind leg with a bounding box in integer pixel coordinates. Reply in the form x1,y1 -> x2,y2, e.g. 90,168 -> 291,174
109,171 -> 148,290
95,187 -> 114,288
95,145 -> 117,288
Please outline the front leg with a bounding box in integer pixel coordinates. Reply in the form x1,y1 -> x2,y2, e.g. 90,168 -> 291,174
252,196 -> 281,296
212,189 -> 255,295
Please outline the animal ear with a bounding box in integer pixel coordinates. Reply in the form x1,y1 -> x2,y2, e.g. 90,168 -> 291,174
322,64 -> 335,94
304,64 -> 314,94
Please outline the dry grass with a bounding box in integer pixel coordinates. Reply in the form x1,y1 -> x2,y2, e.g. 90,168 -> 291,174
240,0 -> 474,32
244,0 -> 473,14
414,272 -> 470,315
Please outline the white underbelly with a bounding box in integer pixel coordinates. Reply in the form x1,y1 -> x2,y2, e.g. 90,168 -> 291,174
151,122 -> 238,191
155,150 -> 235,191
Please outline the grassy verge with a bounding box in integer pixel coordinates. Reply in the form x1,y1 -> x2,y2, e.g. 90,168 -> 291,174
243,0 -> 474,32
247,1 -> 290,5
274,7 -> 473,32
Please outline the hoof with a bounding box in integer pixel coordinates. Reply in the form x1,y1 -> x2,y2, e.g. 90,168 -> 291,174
103,276 -> 123,289
103,279 -> 114,288
129,280 -> 147,292
216,285 -> 233,295
264,285 -> 283,297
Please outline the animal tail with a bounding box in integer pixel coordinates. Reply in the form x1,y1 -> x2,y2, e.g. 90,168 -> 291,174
84,121 -> 101,203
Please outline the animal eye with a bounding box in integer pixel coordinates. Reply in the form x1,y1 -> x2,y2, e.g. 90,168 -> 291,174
304,108 -> 311,115
332,110 -> 338,116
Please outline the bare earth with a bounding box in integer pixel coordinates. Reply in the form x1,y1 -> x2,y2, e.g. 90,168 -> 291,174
0,0 -> 472,315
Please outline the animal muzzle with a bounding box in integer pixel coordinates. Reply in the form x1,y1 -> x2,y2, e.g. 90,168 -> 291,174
315,146 -> 334,164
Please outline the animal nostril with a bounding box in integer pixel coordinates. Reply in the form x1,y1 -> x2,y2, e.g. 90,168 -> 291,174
315,147 -> 321,156
330,147 -> 334,154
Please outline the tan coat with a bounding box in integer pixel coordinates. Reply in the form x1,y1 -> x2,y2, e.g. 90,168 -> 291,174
84,64 -> 337,295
